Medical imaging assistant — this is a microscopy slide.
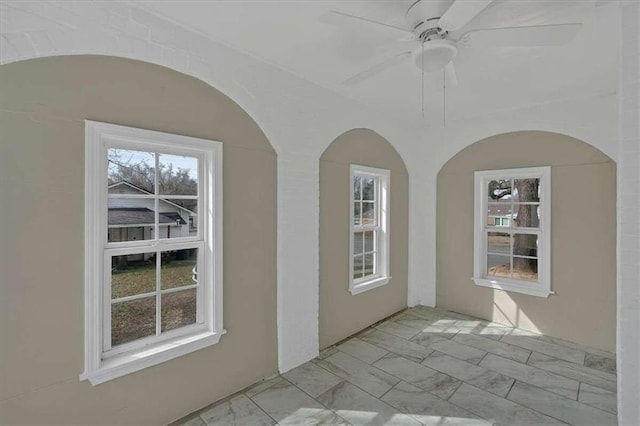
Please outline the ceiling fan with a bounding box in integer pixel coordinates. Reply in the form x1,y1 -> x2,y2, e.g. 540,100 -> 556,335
331,0 -> 583,87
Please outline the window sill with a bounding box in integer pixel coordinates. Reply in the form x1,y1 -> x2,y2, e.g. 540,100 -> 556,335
80,329 -> 226,385
350,276 -> 391,295
472,277 -> 551,298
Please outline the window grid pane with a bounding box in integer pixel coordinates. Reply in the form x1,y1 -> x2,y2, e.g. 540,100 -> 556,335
106,147 -> 204,347
351,168 -> 388,289
107,150 -> 201,245
485,173 -> 542,284
108,243 -> 202,347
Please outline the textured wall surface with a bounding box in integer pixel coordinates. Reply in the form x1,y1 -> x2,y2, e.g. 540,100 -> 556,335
617,1 -> 640,423
437,131 -> 616,352
319,129 -> 409,348
0,56 -> 278,425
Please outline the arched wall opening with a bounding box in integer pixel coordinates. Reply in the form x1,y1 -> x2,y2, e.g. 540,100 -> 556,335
436,130 -> 616,351
0,55 -> 278,425
319,128 -> 409,348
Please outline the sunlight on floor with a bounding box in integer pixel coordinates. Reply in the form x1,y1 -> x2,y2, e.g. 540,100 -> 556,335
174,306 -> 617,426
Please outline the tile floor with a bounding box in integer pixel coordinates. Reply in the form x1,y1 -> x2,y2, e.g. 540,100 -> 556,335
174,306 -> 617,426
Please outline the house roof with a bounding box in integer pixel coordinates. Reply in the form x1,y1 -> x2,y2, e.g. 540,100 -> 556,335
108,181 -> 196,215
487,204 -> 515,217
108,208 -> 186,226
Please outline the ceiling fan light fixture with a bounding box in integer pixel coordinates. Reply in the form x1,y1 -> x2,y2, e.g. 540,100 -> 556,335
414,39 -> 458,72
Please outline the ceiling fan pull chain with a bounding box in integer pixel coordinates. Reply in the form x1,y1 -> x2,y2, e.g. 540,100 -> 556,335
421,41 -> 425,119
443,68 -> 446,127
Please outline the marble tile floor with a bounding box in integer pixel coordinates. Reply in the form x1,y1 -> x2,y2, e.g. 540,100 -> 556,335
172,306 -> 617,426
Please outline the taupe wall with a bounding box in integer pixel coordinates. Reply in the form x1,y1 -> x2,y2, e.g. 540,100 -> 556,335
0,56 -> 277,425
319,129 -> 409,349
437,131 -> 616,351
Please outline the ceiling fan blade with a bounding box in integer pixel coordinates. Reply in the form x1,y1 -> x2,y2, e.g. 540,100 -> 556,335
460,23 -> 582,48
342,51 -> 412,86
439,0 -> 494,32
445,62 -> 458,87
323,10 -> 413,36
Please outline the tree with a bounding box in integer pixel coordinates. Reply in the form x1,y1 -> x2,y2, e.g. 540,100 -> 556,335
489,178 -> 539,276
108,150 -> 197,211
512,179 -> 539,274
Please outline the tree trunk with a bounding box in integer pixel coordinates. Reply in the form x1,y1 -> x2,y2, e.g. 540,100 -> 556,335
513,179 -> 539,274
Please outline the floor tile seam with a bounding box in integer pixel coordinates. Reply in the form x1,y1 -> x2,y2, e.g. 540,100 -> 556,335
374,357 -> 463,400
282,378 -> 353,425
525,349 -> 533,364
333,342 -> 390,365
525,352 -> 618,387
311,353 -> 402,401
430,335 -> 490,358
538,337 -> 616,361
575,381 -> 619,415
243,394 -> 280,426
244,374 -> 297,425
429,348 -> 488,366
316,376 -> 404,414
457,339 -> 528,364
423,349 -> 500,379
196,382 -> 280,426
505,380 -> 617,423
577,381 -> 582,402
244,376 -> 286,400
382,379 -> 486,424
504,378 -> 518,399
575,394 -> 618,415
378,349 -> 438,373
501,336 -> 587,366
582,360 -> 617,376
331,349 -> 405,383
184,376 -> 280,426
479,353 -> 581,397
282,370 -> 345,402
375,322 -> 420,342
371,348 -> 475,404
392,313 -> 435,331
445,378 -> 465,402
452,382 -> 568,425
476,351 -> 490,366
361,328 -> 432,360
456,330 -> 530,354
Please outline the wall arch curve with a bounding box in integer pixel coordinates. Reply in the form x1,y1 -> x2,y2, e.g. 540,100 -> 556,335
0,54 -> 278,425
436,125 -> 616,174
2,48 -> 282,155
436,130 -> 616,351
319,128 -> 409,348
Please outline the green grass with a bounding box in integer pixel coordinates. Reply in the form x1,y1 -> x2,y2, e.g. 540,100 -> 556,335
112,260 -> 195,298
110,259 -> 197,346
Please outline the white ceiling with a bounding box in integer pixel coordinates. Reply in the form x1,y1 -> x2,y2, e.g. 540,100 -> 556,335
139,0 -> 618,124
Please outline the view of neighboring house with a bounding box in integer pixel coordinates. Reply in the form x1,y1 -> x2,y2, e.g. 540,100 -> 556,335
487,204 -> 513,227
108,181 -> 196,244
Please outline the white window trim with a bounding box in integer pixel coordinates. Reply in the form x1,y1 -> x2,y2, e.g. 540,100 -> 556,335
82,121 -> 225,385
349,165 -> 391,295
473,166 -> 551,298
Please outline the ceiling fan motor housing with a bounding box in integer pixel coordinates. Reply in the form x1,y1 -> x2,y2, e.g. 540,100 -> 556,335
407,0 -> 458,72
406,0 -> 455,38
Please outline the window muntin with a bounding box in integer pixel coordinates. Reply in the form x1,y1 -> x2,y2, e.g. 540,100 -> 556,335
349,165 -> 390,295
474,167 -> 551,298
83,121 -> 224,385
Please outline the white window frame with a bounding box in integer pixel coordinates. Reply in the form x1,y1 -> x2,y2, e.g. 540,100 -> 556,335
473,166 -> 551,298
349,165 -> 390,295
82,121 -> 225,385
